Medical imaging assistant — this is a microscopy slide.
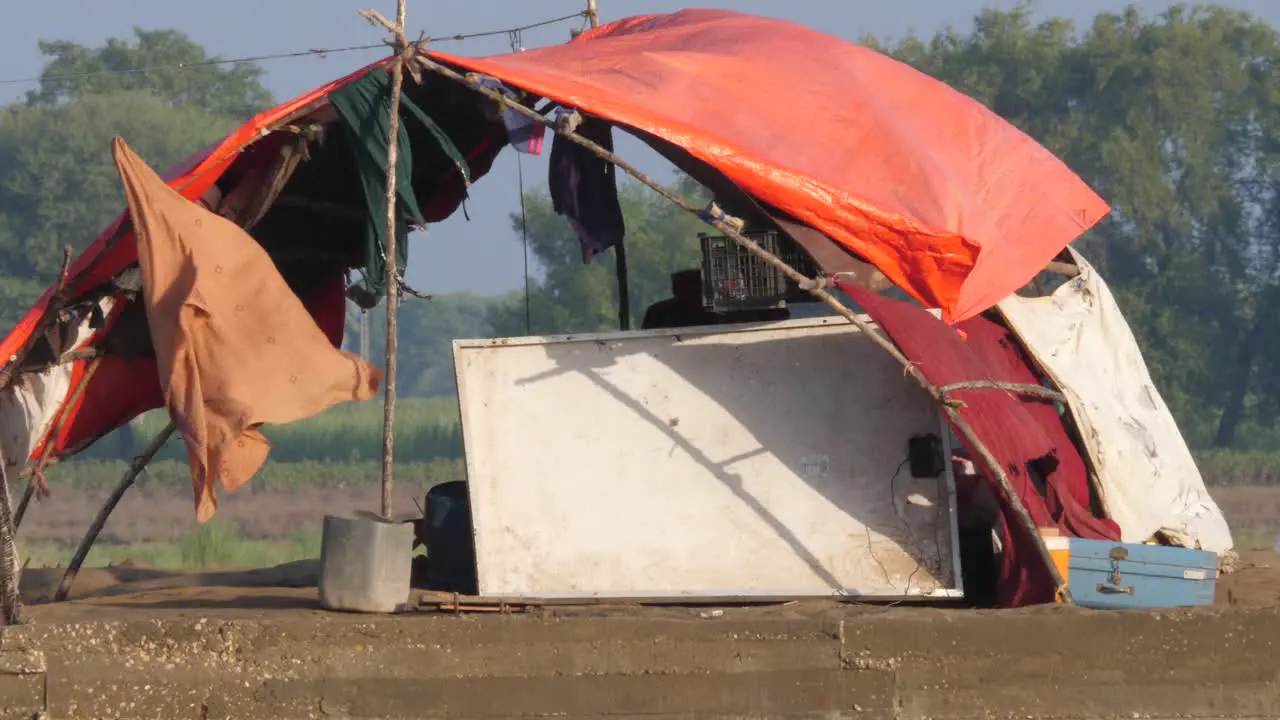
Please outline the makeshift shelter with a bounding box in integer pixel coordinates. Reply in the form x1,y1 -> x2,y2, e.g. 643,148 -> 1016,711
0,8 -> 1230,607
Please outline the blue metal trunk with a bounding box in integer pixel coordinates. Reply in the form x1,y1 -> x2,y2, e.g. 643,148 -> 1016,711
1060,538 -> 1218,610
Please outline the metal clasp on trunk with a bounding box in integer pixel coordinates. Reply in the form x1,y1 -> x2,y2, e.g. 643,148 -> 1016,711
1108,546 -> 1128,587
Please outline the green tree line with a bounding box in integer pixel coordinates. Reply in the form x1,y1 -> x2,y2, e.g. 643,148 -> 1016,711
3,6 -> 1280,474
871,5 -> 1280,450
75,397 -> 465,464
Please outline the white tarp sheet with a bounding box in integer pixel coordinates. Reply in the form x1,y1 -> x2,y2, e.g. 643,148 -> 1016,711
997,249 -> 1233,553
453,317 -> 962,600
0,296 -> 114,477
0,364 -> 74,477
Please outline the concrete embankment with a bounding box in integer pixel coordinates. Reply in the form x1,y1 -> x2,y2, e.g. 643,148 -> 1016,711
0,591 -> 1275,719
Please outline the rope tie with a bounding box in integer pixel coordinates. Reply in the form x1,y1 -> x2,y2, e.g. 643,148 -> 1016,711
798,275 -> 834,291
556,107 -> 583,134
699,202 -> 746,233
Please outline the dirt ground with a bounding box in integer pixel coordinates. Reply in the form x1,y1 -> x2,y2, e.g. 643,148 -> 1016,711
2,550 -> 1276,719
15,548 -> 1279,613
9,475 -> 1280,718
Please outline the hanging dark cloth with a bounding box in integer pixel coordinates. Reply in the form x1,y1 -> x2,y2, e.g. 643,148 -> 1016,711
548,111 -> 625,262
328,69 -> 471,296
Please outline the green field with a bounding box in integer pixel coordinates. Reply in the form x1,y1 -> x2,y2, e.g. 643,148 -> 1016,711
45,457 -> 464,493
23,520 -> 322,570
76,396 -> 465,465
21,394 -> 1280,571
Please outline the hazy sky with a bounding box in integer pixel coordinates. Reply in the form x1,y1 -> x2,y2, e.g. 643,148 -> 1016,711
1,1 -> 1276,295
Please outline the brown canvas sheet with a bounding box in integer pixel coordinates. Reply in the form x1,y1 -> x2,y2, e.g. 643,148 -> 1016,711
112,137 -> 381,522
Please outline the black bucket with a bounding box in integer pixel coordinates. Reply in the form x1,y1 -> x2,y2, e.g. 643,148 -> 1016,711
421,480 -> 477,594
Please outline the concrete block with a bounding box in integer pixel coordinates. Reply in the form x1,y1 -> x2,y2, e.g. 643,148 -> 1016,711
318,513 -> 414,613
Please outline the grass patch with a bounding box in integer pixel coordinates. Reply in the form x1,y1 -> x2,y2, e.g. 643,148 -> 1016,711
23,520 -> 322,570
1232,527 -> 1277,551
77,396 -> 465,464
44,458 -> 464,493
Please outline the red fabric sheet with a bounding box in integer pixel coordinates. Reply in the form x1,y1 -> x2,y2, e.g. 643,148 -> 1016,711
837,281 -> 1119,607
958,317 -> 1092,513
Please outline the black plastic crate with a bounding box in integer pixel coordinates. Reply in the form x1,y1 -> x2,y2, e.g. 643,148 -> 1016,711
699,230 -> 818,312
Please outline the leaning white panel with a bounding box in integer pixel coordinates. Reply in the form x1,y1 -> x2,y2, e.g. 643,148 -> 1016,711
998,249 -> 1234,554
453,316 -> 960,600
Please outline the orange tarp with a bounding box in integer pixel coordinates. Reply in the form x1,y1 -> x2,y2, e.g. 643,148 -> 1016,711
0,8 -> 1110,472
112,138 -> 381,522
436,9 -> 1110,323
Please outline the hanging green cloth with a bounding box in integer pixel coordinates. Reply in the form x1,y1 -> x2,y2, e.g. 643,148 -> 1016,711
328,68 -> 470,297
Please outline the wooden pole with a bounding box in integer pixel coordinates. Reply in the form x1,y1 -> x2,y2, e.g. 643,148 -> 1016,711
11,483 -> 34,533
374,0 -> 409,520
0,448 -> 23,625
54,422 -> 176,602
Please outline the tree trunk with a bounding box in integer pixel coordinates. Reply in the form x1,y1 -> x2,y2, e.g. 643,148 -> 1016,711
1214,315 -> 1264,448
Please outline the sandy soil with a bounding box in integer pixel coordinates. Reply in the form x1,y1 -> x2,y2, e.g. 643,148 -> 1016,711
4,551 -> 1276,719
14,548 -> 1276,618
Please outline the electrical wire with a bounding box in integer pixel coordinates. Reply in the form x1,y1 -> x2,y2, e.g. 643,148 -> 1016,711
0,44 -> 379,87
0,11 -> 587,88
886,456 -> 941,596
865,458 -> 910,586
509,28 -> 533,336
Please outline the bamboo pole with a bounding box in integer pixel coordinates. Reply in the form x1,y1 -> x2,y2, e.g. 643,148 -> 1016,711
415,55 -> 1073,602
54,422 -> 176,603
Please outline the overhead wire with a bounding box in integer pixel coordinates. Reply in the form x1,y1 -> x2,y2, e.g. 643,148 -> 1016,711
0,9 -> 582,329
0,10 -> 588,88
510,29 -> 534,336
